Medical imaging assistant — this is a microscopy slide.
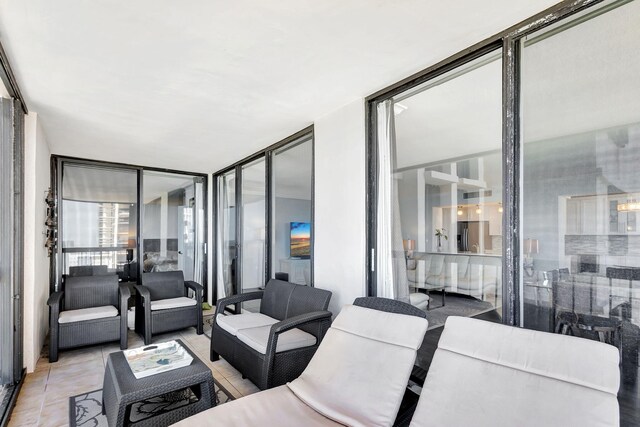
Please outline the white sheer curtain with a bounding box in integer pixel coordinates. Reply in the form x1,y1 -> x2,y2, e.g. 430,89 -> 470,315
376,100 -> 410,303
193,179 -> 205,285
216,176 -> 233,299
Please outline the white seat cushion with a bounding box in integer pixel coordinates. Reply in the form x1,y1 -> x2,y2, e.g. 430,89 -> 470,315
216,313 -> 278,336
288,304 -> 428,427
58,305 -> 118,324
150,297 -> 197,311
236,324 -> 316,354
410,316 -> 620,427
171,385 -> 342,427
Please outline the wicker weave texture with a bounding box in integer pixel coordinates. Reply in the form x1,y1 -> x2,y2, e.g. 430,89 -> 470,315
353,297 -> 427,318
210,279 -> 333,390
59,317 -> 120,349
102,339 -> 215,426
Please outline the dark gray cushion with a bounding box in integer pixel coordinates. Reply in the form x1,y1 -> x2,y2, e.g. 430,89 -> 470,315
260,280 -> 296,321
142,271 -> 185,301
64,274 -> 119,310
286,285 -> 332,318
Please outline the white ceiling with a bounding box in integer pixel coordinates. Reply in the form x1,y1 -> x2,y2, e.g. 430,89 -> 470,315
0,0 -> 560,173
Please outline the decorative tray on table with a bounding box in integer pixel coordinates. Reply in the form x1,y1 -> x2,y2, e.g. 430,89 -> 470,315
124,340 -> 193,379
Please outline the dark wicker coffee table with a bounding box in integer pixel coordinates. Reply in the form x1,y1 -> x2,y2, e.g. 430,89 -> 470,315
102,339 -> 215,426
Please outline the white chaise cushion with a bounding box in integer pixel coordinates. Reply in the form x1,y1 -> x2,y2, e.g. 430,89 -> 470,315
171,385 -> 342,427
150,297 -> 197,311
58,305 -> 118,324
410,316 -> 620,427
236,324 -> 316,354
288,304 -> 428,427
216,313 -> 278,336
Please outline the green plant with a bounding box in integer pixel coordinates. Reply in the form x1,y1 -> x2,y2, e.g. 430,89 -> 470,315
435,228 -> 448,240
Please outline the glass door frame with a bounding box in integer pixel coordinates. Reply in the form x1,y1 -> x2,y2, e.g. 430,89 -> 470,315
51,156 -> 209,298
212,126 -> 315,305
365,0 -> 612,326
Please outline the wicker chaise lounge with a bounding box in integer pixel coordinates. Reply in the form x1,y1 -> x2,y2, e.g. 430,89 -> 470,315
176,297 -> 429,426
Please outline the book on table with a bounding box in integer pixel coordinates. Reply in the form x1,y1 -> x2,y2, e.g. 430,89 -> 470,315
123,340 -> 194,379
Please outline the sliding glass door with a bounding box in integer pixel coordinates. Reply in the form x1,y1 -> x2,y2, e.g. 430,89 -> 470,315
214,129 -> 314,312
56,159 -> 207,296
371,49 -> 503,336
271,134 -> 313,285
520,0 -> 640,403
61,163 -> 138,282
0,97 -> 23,412
238,158 -> 267,312
367,0 -> 639,423
142,171 -> 206,284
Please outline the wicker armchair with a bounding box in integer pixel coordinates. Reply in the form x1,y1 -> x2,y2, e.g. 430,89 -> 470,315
47,274 -> 130,362
210,279 -> 332,390
135,271 -> 203,345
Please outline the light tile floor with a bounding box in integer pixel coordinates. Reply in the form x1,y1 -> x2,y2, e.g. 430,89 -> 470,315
7,326 -> 260,427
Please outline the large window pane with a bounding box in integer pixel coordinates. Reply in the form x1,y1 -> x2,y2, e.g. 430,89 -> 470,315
376,49 -> 503,346
142,171 -> 205,284
521,0 -> 640,409
271,136 -> 313,285
61,164 -> 137,279
216,170 -> 236,300
240,157 -> 266,312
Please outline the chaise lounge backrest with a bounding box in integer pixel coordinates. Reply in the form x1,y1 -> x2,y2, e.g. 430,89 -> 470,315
288,302 -> 428,427
142,271 -> 185,300
260,279 -> 332,333
64,275 -> 120,310
410,316 -> 620,427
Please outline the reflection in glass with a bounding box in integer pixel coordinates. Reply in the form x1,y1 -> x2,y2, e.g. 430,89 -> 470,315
142,171 -> 205,284
521,0 -> 640,405
216,170 -> 236,300
272,136 -> 313,285
376,49 -> 503,329
61,164 -> 137,279
241,157 -> 266,312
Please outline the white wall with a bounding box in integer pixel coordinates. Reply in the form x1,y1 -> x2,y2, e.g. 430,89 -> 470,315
314,99 -> 367,314
23,113 -> 51,372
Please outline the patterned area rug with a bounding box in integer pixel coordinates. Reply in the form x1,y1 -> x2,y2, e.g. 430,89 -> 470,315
69,380 -> 232,426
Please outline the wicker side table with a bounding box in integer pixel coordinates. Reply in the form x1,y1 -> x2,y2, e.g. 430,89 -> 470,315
102,339 -> 215,426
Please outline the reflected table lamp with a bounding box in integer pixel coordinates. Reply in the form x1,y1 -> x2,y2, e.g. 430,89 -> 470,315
403,239 -> 415,259
523,238 -> 539,277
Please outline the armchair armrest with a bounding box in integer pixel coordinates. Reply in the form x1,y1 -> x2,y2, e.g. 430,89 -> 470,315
47,291 -> 64,308
185,280 -> 203,293
215,291 -> 264,315
119,283 -> 131,300
134,284 -> 151,302
266,311 -> 333,356
270,311 -> 332,336
118,283 -> 131,350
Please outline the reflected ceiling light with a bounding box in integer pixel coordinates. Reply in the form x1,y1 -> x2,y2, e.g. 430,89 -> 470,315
457,206 -> 463,216
475,205 -> 482,214
393,103 -> 408,115
617,201 -> 640,212
498,203 -> 503,213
